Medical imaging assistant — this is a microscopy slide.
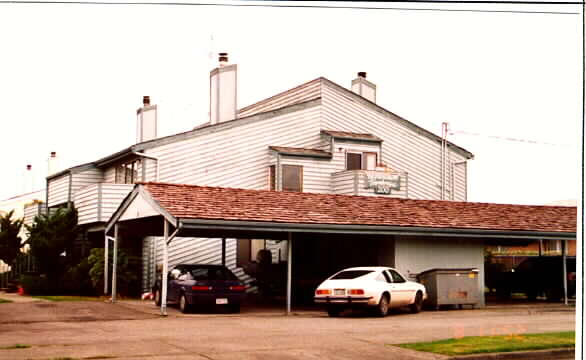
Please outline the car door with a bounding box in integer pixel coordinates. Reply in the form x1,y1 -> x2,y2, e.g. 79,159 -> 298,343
387,269 -> 414,306
379,270 -> 400,308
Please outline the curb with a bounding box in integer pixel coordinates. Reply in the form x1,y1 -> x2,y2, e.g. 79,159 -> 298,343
446,348 -> 575,360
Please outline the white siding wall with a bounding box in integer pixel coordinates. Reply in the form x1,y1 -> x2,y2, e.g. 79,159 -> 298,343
321,82 -> 468,200
23,203 -> 43,227
104,167 -> 116,183
74,183 -> 133,225
71,168 -> 103,195
394,236 -> 485,306
47,174 -> 69,207
145,104 -> 322,190
331,171 -> 356,195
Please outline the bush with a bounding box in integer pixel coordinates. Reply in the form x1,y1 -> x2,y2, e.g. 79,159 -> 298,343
87,248 -> 139,297
19,274 -> 51,295
60,258 -> 95,296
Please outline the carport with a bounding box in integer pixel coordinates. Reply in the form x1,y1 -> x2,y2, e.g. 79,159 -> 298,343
104,182 -> 577,315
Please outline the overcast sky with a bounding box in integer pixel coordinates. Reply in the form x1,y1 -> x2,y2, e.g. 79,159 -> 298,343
0,1 -> 582,206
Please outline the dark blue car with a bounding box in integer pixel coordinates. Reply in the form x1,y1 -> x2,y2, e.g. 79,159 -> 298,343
153,264 -> 246,313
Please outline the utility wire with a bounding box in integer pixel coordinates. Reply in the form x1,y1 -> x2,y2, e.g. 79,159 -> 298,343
449,130 -> 574,147
0,1 -> 581,15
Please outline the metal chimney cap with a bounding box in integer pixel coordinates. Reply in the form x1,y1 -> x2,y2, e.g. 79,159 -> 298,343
358,72 -> 367,78
143,96 -> 150,106
218,52 -> 229,63
26,164 -> 32,170
50,151 -> 56,157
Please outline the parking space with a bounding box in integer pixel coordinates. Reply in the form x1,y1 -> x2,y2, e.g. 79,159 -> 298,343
0,294 -> 576,360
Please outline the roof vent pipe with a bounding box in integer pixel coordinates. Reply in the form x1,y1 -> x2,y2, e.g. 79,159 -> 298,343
136,96 -> 158,143
209,52 -> 237,125
351,72 -> 376,103
23,164 -> 34,193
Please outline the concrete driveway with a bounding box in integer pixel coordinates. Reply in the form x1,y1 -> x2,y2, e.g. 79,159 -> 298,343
0,294 -> 576,360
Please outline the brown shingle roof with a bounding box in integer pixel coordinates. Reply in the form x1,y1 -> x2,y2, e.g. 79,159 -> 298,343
268,146 -> 332,158
321,130 -> 382,142
142,183 -> 576,234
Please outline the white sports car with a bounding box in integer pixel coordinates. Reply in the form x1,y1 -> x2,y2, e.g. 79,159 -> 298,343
314,266 -> 427,317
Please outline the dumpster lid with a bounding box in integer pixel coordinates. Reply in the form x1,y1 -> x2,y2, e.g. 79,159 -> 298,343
418,268 -> 479,276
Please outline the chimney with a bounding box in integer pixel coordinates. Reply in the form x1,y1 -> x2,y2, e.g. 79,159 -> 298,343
23,164 -> 34,193
210,52 -> 237,125
351,72 -> 376,103
136,96 -> 158,143
47,152 -> 59,177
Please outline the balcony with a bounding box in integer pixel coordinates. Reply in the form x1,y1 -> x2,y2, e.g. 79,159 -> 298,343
331,169 -> 408,198
73,183 -> 134,225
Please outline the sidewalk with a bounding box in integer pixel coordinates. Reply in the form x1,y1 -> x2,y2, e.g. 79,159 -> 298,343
0,291 -> 47,303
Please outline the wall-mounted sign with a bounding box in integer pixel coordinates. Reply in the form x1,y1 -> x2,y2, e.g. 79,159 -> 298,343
364,173 -> 401,194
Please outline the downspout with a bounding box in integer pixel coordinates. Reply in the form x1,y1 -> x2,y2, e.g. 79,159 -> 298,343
276,154 -> 282,191
131,151 -> 160,182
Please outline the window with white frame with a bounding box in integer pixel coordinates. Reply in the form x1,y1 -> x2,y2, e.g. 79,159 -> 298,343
346,152 -> 377,171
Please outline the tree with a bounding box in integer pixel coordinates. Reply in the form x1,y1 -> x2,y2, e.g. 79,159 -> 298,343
25,207 -> 80,283
0,210 -> 24,267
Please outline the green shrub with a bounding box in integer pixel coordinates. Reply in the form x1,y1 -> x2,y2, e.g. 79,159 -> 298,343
87,248 -> 139,297
19,274 -> 52,295
60,258 -> 95,296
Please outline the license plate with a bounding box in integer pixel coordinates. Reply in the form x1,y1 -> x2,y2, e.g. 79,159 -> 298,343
334,289 -> 345,296
216,298 -> 228,305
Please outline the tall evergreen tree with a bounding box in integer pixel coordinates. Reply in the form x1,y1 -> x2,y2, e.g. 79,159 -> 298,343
0,210 -> 24,267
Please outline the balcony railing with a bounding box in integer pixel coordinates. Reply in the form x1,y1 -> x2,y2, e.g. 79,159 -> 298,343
74,183 -> 134,225
331,169 -> 408,198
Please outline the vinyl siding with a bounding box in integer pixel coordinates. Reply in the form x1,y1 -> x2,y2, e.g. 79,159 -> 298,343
321,81 -> 468,200
23,202 -> 43,227
47,174 -> 70,207
74,183 -> 133,225
71,168 -> 103,195
144,104 -> 322,190
331,171 -> 356,195
238,79 -> 321,118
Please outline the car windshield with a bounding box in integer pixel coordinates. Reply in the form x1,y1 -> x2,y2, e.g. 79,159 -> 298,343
188,267 -> 238,281
330,270 -> 374,280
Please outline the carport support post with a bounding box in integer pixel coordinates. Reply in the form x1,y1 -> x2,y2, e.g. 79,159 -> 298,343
161,220 -> 169,316
104,233 -> 109,295
221,238 -> 226,266
286,232 -> 292,315
562,240 -> 568,305
112,224 -> 118,303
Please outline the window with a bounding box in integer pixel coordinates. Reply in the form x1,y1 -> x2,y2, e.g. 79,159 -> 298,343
115,159 -> 141,184
268,165 -> 276,190
282,165 -> 303,192
330,270 -> 374,280
346,152 -> 377,171
388,269 -> 406,283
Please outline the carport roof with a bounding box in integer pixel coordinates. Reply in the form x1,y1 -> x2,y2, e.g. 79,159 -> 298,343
108,182 -> 577,239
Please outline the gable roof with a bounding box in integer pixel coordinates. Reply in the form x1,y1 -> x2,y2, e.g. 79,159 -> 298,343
136,182 -> 575,237
51,75 -> 472,180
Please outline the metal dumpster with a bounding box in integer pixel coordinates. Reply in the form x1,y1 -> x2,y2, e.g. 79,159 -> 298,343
417,268 -> 481,310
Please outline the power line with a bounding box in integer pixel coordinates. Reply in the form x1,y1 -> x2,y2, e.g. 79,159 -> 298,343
449,130 -> 574,147
0,1 -> 581,15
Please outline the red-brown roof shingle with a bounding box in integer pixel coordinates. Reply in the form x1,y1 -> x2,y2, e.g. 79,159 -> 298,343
268,146 -> 332,158
321,130 -> 382,142
142,183 -> 576,234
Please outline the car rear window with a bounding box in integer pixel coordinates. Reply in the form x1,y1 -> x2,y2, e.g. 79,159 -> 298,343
331,270 -> 374,279
189,267 -> 238,281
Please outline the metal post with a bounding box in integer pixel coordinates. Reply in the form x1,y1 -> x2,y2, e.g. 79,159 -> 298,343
112,224 -> 118,302
286,232 -> 292,315
161,220 -> 169,316
104,233 -> 109,295
221,238 -> 226,266
562,240 -> 568,305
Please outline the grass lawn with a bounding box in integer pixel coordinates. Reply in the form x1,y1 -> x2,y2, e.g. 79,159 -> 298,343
0,298 -> 12,304
397,331 -> 575,356
31,296 -> 103,302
